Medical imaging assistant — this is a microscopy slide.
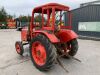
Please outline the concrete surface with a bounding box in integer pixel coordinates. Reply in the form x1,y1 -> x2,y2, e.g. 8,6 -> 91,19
0,29 -> 100,75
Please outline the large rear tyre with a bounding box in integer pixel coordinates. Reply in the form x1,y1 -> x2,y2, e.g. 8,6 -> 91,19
30,34 -> 57,71
15,41 -> 24,56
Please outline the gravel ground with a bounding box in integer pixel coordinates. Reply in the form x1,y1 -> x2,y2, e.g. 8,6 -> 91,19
0,29 -> 100,75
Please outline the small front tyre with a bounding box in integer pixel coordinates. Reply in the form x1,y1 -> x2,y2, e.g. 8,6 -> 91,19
15,41 -> 24,56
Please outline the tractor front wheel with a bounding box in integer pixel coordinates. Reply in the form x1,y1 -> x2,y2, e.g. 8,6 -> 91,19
30,34 -> 57,71
15,41 -> 24,56
64,39 -> 78,58
68,39 -> 78,56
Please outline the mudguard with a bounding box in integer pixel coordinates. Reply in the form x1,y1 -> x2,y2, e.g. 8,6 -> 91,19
56,29 -> 78,43
34,30 -> 60,43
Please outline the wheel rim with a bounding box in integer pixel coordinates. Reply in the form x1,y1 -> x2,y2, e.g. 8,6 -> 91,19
68,44 -> 71,50
32,41 -> 46,66
62,43 -> 71,53
16,43 -> 21,53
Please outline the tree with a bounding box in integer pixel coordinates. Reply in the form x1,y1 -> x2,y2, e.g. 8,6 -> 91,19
13,14 -> 16,19
34,14 -> 46,22
34,14 -> 42,22
7,15 -> 13,19
27,15 -> 31,22
0,7 -> 7,21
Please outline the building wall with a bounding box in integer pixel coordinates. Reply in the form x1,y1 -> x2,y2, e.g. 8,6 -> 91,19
65,5 -> 100,37
80,1 -> 100,7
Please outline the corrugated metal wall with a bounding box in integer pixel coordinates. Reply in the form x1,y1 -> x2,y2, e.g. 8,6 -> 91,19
65,5 -> 100,37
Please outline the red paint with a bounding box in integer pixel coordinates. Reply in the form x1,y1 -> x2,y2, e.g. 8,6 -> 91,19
15,43 -> 21,53
56,29 -> 78,43
30,3 -> 70,38
68,11 -> 72,29
32,41 -> 46,66
34,30 -> 60,43
21,3 -> 78,43
60,26 -> 72,29
21,27 -> 28,41
33,3 -> 69,13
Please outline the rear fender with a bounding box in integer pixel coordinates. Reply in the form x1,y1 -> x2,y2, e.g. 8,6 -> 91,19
56,29 -> 78,43
34,31 -> 60,43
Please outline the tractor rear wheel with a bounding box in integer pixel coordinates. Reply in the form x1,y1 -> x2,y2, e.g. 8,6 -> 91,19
30,34 -> 57,71
15,41 -> 24,56
68,39 -> 78,56
64,39 -> 78,57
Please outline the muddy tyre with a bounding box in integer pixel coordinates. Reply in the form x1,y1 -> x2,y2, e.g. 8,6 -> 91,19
64,39 -> 78,58
68,39 -> 78,56
30,34 -> 57,71
65,39 -> 79,57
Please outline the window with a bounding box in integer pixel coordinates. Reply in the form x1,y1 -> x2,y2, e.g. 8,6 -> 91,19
33,13 -> 42,28
55,11 -> 66,26
78,22 -> 100,32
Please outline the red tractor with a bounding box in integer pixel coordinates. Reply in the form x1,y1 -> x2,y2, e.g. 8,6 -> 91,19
15,3 -> 78,71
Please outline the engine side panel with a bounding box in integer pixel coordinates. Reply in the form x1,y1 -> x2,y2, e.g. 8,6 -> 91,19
21,27 -> 28,41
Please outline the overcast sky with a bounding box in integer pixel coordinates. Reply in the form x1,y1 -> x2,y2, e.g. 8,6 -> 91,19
0,0 -> 96,17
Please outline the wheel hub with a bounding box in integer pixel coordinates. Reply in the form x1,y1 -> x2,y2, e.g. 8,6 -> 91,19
16,44 -> 20,53
37,50 -> 41,56
32,41 -> 46,66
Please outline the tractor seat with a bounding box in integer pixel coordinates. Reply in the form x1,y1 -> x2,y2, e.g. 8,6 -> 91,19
34,22 -> 42,30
